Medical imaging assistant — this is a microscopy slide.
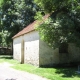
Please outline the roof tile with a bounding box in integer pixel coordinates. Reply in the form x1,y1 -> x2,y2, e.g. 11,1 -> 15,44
12,14 -> 50,39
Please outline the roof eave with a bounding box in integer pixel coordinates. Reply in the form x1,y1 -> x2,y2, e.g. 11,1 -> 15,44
12,29 -> 35,39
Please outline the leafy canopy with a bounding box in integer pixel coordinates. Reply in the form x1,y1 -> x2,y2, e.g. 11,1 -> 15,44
0,0 -> 39,47
34,0 -> 80,48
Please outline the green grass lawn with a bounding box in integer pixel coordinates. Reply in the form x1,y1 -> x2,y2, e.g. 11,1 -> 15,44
0,55 -> 80,80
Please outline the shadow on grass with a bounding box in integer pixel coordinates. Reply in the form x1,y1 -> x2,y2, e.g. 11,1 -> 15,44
0,55 -> 13,59
55,67 -> 80,78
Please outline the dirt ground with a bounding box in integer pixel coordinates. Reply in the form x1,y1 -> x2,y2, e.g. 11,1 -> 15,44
0,62 -> 47,80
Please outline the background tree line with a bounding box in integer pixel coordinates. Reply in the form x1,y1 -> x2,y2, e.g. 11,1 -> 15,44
0,0 -> 40,47
0,0 -> 80,49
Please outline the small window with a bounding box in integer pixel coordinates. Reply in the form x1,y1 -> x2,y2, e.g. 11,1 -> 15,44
59,43 -> 68,53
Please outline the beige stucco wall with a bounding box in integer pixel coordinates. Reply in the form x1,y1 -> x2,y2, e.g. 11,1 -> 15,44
56,43 -> 80,65
13,30 -> 60,67
39,41 -> 80,66
23,31 -> 39,66
13,36 -> 23,62
68,43 -> 80,63
39,39 -> 59,67
13,30 -> 80,67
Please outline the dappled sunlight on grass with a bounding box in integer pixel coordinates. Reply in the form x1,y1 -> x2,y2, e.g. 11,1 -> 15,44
12,64 -> 80,80
0,55 -> 80,80
55,67 -> 78,77
0,55 -> 19,64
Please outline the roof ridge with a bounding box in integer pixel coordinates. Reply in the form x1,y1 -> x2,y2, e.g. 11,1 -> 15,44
12,14 -> 50,39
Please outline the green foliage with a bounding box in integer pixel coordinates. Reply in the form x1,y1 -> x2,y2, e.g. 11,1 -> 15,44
34,0 -> 80,13
0,30 -> 10,47
0,0 -> 39,46
0,0 -> 3,6
35,0 -> 80,48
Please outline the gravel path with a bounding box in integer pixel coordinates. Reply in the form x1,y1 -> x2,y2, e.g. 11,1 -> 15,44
0,62 -> 47,80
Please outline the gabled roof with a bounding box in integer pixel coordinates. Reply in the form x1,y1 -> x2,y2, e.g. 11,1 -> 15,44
12,14 -> 50,39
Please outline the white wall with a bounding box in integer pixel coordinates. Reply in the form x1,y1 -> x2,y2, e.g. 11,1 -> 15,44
23,31 -> 39,66
68,43 -> 80,62
13,30 -> 80,67
39,39 -> 59,67
13,36 -> 23,62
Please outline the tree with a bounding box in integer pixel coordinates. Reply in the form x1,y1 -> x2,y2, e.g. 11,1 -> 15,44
34,0 -> 80,48
0,0 -> 39,46
0,30 -> 10,47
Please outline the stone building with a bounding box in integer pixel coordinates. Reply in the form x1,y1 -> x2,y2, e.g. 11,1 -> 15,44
12,15 -> 80,67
